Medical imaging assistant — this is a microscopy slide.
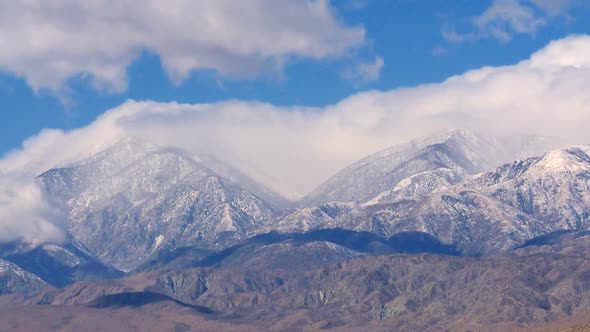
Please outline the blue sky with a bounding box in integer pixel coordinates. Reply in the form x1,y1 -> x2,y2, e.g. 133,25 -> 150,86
1,0 -> 590,155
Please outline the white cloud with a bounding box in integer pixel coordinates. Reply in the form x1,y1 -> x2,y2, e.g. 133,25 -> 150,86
0,174 -> 65,245
2,35 -> 590,204
341,56 -> 384,83
474,0 -> 546,42
0,0 -> 365,94
444,0 -> 578,43
530,0 -> 576,15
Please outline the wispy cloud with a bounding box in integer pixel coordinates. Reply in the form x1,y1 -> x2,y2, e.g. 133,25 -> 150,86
474,0 -> 546,42
443,0 -> 578,43
341,56 -> 384,83
530,0 -> 576,15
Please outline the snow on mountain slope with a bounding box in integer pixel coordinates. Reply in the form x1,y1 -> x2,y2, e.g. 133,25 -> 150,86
464,145 -> 590,231
301,130 -> 557,207
276,190 -> 549,256
345,190 -> 550,255
345,146 -> 590,255
0,259 -> 47,295
197,154 -> 292,209
32,132 -> 575,268
38,138 -> 278,271
0,240 -> 123,287
271,202 -> 358,233
276,136 -> 578,256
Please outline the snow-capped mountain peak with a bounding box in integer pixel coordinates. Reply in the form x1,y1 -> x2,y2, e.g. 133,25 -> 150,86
38,138 -> 279,271
532,146 -> 590,175
300,129 -> 557,207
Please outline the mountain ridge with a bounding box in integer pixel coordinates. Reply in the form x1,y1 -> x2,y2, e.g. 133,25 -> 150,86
37,139 -> 281,271
300,129 -> 559,207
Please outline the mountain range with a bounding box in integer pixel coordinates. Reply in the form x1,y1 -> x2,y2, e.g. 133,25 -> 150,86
4,129 -> 590,330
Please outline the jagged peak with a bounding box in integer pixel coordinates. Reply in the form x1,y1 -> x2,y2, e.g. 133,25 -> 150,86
56,137 -> 216,182
469,145 -> 590,187
342,129 -> 485,170
532,145 -> 590,174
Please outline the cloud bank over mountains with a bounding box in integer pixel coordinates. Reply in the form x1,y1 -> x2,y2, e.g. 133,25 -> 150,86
0,0 -> 366,94
0,175 -> 65,245
1,35 -> 590,243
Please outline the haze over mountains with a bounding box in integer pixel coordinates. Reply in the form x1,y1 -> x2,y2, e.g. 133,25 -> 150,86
4,129 -> 590,330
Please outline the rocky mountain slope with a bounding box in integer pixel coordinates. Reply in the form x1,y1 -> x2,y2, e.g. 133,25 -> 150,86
0,241 -> 122,287
4,130 -> 590,330
197,154 -> 293,209
135,228 -> 458,273
16,131 -> 568,274
38,138 -> 278,271
278,142 -> 590,256
464,146 -> 590,230
301,130 -> 557,207
0,259 -> 47,295
30,132 -> 571,271
3,230 -> 590,331
343,191 -> 548,255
